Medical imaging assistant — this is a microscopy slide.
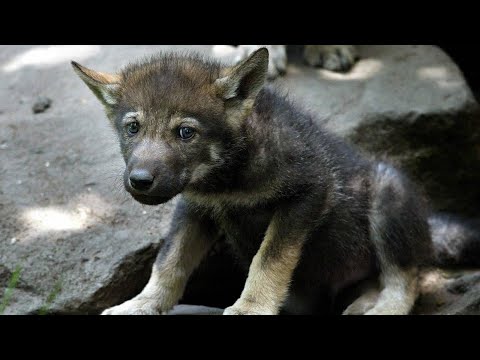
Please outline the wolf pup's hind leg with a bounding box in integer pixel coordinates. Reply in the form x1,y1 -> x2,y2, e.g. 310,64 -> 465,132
353,163 -> 431,315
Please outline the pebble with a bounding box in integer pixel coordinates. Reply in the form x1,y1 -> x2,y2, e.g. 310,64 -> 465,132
10,237 -> 17,244
32,97 -> 52,114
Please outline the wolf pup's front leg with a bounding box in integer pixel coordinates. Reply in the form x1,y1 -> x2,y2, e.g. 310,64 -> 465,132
224,204 -> 310,315
103,200 -> 218,315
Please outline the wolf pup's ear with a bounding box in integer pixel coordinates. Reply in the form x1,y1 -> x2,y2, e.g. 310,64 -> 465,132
71,61 -> 121,108
214,47 -> 269,101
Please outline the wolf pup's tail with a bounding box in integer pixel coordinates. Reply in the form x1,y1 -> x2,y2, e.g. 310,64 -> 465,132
429,213 -> 480,267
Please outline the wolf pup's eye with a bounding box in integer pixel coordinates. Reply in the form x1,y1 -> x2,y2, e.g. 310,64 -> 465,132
179,126 -> 195,140
127,121 -> 140,136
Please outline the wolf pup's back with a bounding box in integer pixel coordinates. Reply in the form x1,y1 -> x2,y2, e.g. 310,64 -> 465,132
73,48 -> 432,315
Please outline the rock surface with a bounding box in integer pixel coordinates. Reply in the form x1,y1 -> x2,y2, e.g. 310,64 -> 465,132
0,45 -> 479,315
166,305 -> 224,316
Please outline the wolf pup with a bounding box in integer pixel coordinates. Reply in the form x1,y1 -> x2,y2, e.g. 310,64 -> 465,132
72,48 -> 432,315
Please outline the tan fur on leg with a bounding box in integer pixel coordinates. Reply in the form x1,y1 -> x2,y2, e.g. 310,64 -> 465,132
224,221 -> 304,315
364,267 -> 418,315
102,218 -> 216,315
342,279 -> 381,315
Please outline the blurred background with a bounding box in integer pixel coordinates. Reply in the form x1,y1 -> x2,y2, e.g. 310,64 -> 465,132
1,45 -> 479,315
439,45 -> 480,101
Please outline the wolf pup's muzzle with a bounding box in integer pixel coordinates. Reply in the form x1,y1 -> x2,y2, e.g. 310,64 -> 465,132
124,165 -> 182,206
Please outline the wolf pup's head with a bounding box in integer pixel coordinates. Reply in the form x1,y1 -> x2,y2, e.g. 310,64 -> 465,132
72,48 -> 269,205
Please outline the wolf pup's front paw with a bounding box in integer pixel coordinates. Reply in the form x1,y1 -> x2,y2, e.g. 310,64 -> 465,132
223,300 -> 276,315
102,297 -> 163,315
304,45 -> 358,72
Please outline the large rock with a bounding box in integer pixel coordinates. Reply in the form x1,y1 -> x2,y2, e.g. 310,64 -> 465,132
0,45 -> 479,315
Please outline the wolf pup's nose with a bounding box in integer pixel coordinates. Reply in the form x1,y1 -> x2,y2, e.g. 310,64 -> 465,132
129,169 -> 154,191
